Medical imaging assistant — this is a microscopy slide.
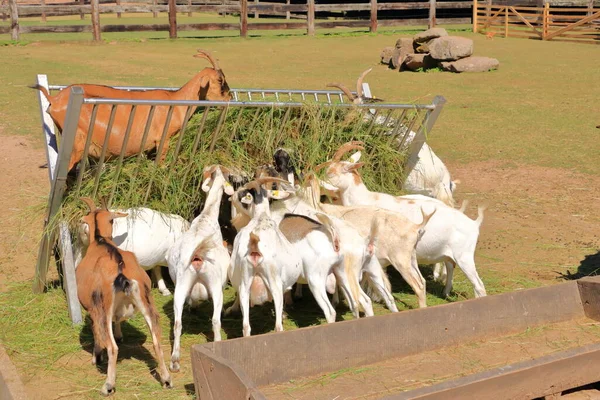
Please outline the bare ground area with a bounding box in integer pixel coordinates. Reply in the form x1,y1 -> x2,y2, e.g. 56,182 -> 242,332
2,128 -> 600,398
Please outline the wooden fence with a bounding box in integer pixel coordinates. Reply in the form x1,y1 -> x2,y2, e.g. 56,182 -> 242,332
0,0 -> 472,40
474,2 -> 600,43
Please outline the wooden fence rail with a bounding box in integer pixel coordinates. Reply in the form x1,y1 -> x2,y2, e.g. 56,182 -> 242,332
1,0 -> 472,40
473,2 -> 600,43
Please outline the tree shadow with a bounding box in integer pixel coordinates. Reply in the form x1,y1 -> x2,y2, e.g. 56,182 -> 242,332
78,315 -> 165,384
557,250 -> 600,280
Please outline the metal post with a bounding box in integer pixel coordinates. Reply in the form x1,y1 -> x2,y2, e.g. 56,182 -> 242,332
91,0 -> 101,41
34,86 -> 85,294
59,222 -> 83,325
404,96 -> 446,176
8,0 -> 18,41
168,0 -> 177,38
36,75 -> 58,183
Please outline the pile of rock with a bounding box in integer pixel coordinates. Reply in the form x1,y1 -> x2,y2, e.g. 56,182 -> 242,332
380,28 -> 499,73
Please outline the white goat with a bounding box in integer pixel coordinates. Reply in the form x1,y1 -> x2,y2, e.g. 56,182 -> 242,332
167,165 -> 234,372
77,206 -> 189,297
229,178 -> 305,336
322,142 -> 487,298
327,68 -> 458,207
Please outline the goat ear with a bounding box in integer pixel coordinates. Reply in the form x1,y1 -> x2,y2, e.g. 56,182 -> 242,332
345,162 -> 364,172
319,179 -> 339,192
241,193 -> 253,205
223,181 -> 234,196
110,212 -> 128,220
267,189 -> 291,200
349,151 -> 362,163
201,178 -> 211,193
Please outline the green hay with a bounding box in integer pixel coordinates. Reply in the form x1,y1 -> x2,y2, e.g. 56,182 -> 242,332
55,103 -> 418,233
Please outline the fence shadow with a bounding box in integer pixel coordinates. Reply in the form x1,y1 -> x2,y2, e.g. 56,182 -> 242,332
557,250 -> 600,280
78,315 -> 165,384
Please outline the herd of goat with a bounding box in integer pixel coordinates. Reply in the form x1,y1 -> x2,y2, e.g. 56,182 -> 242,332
35,50 -> 487,395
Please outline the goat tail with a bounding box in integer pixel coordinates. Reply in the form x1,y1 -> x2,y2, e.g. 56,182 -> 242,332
114,272 -> 131,294
458,199 -> 469,213
344,253 -> 362,313
29,84 -> 52,103
315,213 -> 340,253
475,204 -> 487,227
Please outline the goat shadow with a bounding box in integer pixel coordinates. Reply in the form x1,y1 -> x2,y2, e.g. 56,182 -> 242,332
78,315 -> 165,384
385,265 -> 464,306
557,250 -> 600,280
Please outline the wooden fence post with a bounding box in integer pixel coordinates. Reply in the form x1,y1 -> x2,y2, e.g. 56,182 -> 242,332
543,1 -> 549,39
587,0 -> 593,16
79,0 -> 84,19
116,0 -> 121,18
188,0 -> 192,17
504,6 -> 508,37
8,0 -> 18,40
240,0 -> 248,37
1,0 -> 7,22
91,0 -> 101,41
370,0 -> 377,32
254,0 -> 259,19
286,0 -> 290,19
428,0 -> 436,28
153,0 -> 158,17
473,0 -> 478,32
307,0 -> 315,36
168,0 -> 177,38
486,0 -> 491,24
41,0 -> 46,22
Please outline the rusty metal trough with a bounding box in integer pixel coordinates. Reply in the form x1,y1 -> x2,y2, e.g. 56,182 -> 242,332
191,277 -> 600,399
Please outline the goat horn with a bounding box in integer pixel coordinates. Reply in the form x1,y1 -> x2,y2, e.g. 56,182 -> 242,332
332,141 -> 365,162
254,177 -> 292,187
195,49 -> 220,70
326,83 -> 355,102
314,161 -> 332,171
80,197 -> 96,212
356,68 -> 373,99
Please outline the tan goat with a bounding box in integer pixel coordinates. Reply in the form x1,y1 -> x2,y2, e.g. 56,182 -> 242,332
32,49 -> 231,172
76,198 -> 171,396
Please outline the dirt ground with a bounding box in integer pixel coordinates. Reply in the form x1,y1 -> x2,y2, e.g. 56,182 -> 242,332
2,125 -> 600,398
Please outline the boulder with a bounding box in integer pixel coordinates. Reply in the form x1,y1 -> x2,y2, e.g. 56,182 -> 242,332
391,38 -> 413,70
429,36 -> 473,61
413,28 -> 448,44
380,46 -> 394,65
403,53 -> 438,71
439,56 -> 500,73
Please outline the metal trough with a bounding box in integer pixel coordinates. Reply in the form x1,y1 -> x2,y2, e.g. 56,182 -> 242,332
191,277 -> 600,399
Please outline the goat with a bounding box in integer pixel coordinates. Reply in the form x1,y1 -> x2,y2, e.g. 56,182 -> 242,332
486,31 -> 497,40
76,198 -> 171,396
78,207 -> 190,296
31,49 -> 231,172
229,177 -> 306,336
321,142 -> 487,298
327,69 -> 458,207
167,165 -> 233,372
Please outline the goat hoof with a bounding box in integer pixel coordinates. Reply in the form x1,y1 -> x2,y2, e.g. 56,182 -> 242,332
101,383 -> 115,396
224,306 -> 239,316
162,377 -> 173,389
170,361 -> 180,373
160,289 -> 172,297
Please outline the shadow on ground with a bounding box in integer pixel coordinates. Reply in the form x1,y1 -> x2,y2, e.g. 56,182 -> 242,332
557,250 -> 600,280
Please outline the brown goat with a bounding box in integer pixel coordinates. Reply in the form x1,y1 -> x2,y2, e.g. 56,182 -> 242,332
76,197 -> 172,396
32,49 -> 231,172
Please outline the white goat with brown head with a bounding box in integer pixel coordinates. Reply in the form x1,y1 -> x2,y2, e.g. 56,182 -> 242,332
166,165 -> 234,372
76,198 -> 171,396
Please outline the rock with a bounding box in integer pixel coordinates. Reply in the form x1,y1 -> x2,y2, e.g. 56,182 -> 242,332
429,36 -> 474,61
380,46 -> 394,65
414,42 -> 431,54
403,53 -> 438,71
391,38 -> 413,70
413,28 -> 448,44
439,56 -> 500,72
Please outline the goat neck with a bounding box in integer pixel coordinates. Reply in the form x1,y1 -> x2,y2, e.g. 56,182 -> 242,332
201,173 -> 227,221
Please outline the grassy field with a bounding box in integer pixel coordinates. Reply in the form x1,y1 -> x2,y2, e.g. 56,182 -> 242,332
0,20 -> 600,399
